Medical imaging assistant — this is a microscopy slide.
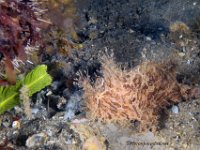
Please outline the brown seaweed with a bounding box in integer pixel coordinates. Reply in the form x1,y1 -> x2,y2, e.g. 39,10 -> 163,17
0,0 -> 47,84
82,55 -> 200,132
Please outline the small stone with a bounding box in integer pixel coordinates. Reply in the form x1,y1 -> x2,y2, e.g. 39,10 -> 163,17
71,118 -> 88,124
88,17 -> 97,24
128,29 -> 134,33
178,52 -> 185,57
146,37 -> 152,41
57,97 -> 67,109
179,34 -> 183,39
187,60 -> 191,64
83,136 -> 106,150
12,121 -> 20,129
46,90 -> 52,96
183,143 -> 187,148
171,105 -> 179,114
26,133 -> 48,148
14,106 -> 23,113
2,121 -> 10,128
89,31 -> 98,39
31,108 -> 39,115
12,130 -> 19,137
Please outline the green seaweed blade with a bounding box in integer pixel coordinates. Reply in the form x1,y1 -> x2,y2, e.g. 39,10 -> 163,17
23,65 -> 52,96
0,65 -> 52,114
0,86 -> 20,114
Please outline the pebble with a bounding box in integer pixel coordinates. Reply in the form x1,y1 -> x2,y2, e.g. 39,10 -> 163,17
26,133 -> 48,148
187,60 -> 191,65
146,37 -> 152,41
171,105 -> 179,114
46,90 -> 52,96
57,97 -> 67,109
2,121 -> 11,128
83,136 -> 105,150
182,143 -> 187,148
14,106 -> 23,113
128,29 -> 134,33
178,52 -> 185,57
31,108 -> 39,115
45,124 -> 61,137
12,121 -> 20,129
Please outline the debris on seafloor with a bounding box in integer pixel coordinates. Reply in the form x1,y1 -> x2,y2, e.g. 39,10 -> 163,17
82,55 -> 200,132
170,21 -> 190,34
83,136 -> 105,150
169,21 -> 192,49
26,132 -> 48,148
70,124 -> 107,150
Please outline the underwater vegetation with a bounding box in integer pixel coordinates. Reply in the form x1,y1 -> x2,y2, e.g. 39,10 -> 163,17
46,0 -> 78,41
0,0 -> 49,85
0,65 -> 52,115
0,0 -> 79,116
42,0 -> 81,58
82,55 -> 200,131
